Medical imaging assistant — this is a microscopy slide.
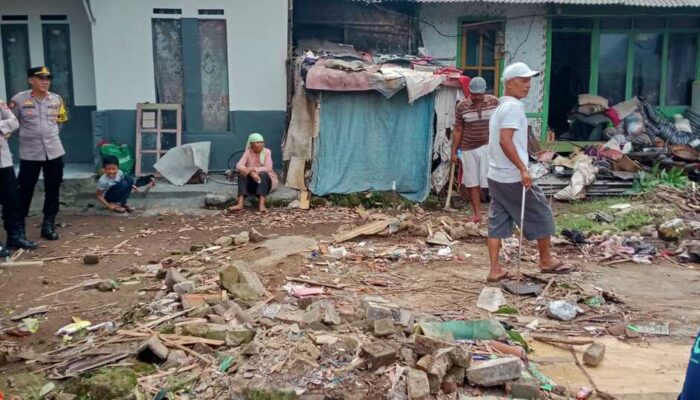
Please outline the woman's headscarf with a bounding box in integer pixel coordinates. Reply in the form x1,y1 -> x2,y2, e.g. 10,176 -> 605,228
247,133 -> 265,164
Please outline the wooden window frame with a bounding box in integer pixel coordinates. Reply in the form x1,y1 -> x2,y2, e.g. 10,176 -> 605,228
458,20 -> 503,95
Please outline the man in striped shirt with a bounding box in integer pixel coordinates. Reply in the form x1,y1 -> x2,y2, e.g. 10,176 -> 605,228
451,76 -> 499,223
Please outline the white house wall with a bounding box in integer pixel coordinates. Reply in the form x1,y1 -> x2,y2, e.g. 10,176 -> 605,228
419,4 -> 547,116
0,0 -> 96,106
89,0 -> 288,112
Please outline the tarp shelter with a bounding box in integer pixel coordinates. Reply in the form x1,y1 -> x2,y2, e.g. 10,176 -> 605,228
154,142 -> 211,186
310,90 -> 435,202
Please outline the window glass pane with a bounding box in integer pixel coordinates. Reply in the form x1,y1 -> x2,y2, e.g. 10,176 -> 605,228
633,33 -> 662,105
667,33 -> 698,106
152,19 -> 184,105
635,17 -> 665,29
1,24 -> 30,99
466,30 -> 479,66
463,69 -> 479,78
600,18 -> 631,29
199,19 -> 229,131
482,30 -> 495,67
553,18 -> 592,30
598,33 -> 629,105
481,70 -> 495,94
669,17 -> 700,29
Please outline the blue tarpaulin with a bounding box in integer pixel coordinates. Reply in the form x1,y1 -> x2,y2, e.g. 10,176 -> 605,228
310,90 -> 434,202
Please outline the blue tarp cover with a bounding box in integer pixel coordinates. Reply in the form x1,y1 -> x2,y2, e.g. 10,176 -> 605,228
311,90 -> 434,202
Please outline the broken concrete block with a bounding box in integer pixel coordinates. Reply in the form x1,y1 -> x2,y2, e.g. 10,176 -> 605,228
400,347 -> 416,367
234,231 -> 250,245
364,301 -> 395,321
173,281 -> 195,295
187,304 -> 211,318
181,323 -> 209,338
249,228 -> 265,243
415,355 -> 433,372
298,341 -> 321,360
242,342 -> 260,356
448,347 -> 471,368
583,343 -> 606,367
467,357 -> 522,387
308,301 -> 341,325
205,324 -> 230,341
214,235 -> 233,246
407,368 -> 430,400
448,366 -> 466,385
164,269 -> 187,291
410,335 -> 454,357
228,325 -> 255,346
82,254 -> 100,265
507,381 -> 541,399
137,335 -> 169,362
427,354 -> 450,394
219,261 -> 265,301
205,193 -> 234,208
180,294 -> 207,310
607,323 -> 627,336
373,318 -> 395,337
361,341 -> 397,370
162,349 -> 188,369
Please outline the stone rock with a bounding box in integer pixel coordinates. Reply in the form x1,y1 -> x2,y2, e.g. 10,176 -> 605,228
373,318 -> 395,337
583,342 -> 606,367
688,220 -> 700,238
181,323 -> 209,338
173,281 -> 195,295
448,347 -> 471,368
449,222 -> 479,240
164,269 -> 186,291
82,254 -> 100,265
234,231 -> 251,246
427,354 -> 450,394
249,228 -> 266,243
448,366 -> 466,385
259,317 -> 276,329
351,319 -> 375,333
361,341 -> 397,370
308,301 -> 341,325
314,335 -> 338,345
214,235 -> 233,246
298,341 -> 322,360
205,324 -> 230,341
607,323 -> 627,336
640,224 -> 657,237
410,335 -> 455,357
363,298 -> 412,326
288,199 -> 301,208
228,326 -> 256,346
297,296 -> 319,310
97,279 -> 118,292
187,304 -> 211,318
400,347 -> 416,367
415,355 -> 433,372
659,218 -> 687,241
208,315 -> 226,325
441,375 -> 458,394
507,381 -> 541,399
205,193 -> 234,208
219,261 -> 265,302
467,357 -> 522,387
547,300 -> 580,321
407,368 -> 430,400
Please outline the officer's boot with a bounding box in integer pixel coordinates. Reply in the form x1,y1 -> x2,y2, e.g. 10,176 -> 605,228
41,216 -> 59,241
6,226 -> 38,250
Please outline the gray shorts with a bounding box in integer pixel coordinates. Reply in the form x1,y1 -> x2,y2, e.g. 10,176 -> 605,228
487,179 -> 556,240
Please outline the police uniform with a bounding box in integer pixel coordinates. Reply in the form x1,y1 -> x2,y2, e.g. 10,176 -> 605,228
0,100 -> 38,256
9,66 -> 68,240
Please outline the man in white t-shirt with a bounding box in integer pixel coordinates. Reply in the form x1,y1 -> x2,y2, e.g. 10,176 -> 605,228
485,62 -> 571,282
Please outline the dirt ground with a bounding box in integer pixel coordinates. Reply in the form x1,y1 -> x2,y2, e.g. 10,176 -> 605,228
1,205 -> 699,398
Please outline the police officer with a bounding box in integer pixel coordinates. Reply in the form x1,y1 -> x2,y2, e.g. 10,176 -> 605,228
0,99 -> 38,256
9,66 -> 68,241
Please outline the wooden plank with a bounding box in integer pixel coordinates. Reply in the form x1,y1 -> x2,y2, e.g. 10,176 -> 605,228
300,191 -> 311,210
0,261 -> 44,268
285,276 -> 346,290
333,219 -> 391,243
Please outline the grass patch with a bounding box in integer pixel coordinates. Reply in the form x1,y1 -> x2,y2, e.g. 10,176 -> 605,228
563,197 -> 631,215
555,198 -> 654,234
615,211 -> 653,231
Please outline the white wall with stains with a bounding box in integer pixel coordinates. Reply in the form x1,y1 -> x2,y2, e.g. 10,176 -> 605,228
419,3 -> 547,118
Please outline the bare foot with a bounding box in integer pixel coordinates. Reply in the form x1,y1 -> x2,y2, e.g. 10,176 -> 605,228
470,215 -> 482,224
259,205 -> 268,213
487,267 -> 509,282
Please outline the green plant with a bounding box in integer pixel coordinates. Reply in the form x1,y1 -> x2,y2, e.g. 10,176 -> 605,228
632,164 -> 688,193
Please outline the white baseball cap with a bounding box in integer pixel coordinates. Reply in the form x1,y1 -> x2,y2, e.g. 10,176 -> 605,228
502,62 -> 540,81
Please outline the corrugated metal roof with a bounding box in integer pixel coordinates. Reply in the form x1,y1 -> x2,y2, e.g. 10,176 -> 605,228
352,0 -> 700,7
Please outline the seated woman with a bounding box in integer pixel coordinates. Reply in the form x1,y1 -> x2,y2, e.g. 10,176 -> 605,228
228,133 -> 278,212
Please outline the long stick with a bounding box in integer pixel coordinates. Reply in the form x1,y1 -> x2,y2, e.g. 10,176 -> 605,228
516,186 -> 526,302
444,162 -> 456,211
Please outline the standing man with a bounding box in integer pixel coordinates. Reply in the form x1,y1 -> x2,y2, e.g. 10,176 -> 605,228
0,99 -> 38,256
451,76 -> 499,223
485,62 -> 570,282
9,66 -> 68,241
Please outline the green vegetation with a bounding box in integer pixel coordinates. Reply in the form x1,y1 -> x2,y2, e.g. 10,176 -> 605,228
555,198 -> 656,235
631,165 -> 689,193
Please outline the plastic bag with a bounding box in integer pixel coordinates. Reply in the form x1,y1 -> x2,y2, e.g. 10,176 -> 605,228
99,143 -> 135,175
